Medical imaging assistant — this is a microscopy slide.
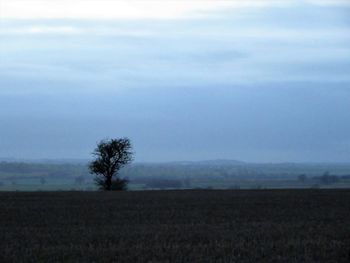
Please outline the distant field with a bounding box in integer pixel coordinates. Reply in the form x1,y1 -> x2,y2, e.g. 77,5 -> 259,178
1,179 -> 350,191
0,190 -> 349,262
2,161 -> 350,191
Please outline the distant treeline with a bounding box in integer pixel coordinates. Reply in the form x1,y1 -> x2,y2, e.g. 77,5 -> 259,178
298,172 -> 350,186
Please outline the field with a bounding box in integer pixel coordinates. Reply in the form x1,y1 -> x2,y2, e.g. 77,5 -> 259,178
0,190 -> 349,262
2,161 -> 350,191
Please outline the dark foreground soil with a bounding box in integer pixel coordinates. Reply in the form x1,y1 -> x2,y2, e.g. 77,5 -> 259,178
0,189 -> 349,262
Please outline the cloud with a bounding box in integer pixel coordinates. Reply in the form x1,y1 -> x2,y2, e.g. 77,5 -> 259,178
0,26 -> 81,35
2,0 -> 348,21
307,0 -> 350,6
0,0 -> 280,20
0,0 -> 349,94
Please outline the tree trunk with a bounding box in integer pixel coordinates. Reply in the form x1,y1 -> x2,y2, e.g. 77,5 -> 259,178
106,176 -> 112,191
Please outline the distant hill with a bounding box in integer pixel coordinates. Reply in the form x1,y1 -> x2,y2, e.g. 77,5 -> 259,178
196,159 -> 246,165
151,159 -> 246,166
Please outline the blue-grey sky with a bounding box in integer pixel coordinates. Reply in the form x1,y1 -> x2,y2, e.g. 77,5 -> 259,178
0,0 -> 350,162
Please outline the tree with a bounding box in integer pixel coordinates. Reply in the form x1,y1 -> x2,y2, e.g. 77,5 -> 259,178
319,171 -> 339,185
89,138 -> 133,191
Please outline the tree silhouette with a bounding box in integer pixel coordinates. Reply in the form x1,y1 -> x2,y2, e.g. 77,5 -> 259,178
89,138 -> 133,191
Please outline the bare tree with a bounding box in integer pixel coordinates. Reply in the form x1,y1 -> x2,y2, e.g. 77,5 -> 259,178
89,138 -> 133,191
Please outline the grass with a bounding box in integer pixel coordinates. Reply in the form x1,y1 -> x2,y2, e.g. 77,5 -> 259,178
0,189 -> 349,262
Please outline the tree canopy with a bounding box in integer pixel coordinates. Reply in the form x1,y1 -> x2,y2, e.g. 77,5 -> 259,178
89,138 -> 133,191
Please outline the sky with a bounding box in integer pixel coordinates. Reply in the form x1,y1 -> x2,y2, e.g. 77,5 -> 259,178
0,0 -> 350,162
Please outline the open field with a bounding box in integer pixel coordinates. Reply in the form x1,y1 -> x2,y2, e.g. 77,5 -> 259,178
2,161 -> 350,191
0,190 -> 349,262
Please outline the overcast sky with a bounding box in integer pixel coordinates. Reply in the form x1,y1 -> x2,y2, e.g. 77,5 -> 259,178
0,0 -> 349,162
